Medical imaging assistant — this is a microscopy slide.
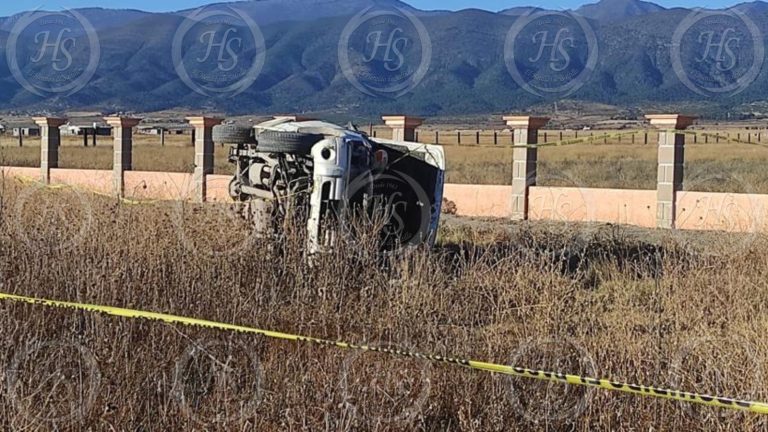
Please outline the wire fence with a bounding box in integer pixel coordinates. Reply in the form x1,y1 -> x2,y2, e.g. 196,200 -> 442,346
4,127 -> 768,148
365,127 -> 768,147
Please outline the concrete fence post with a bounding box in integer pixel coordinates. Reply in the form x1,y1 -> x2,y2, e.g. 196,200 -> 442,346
504,115 -> 550,221
32,117 -> 67,184
646,114 -> 696,229
105,117 -> 141,197
186,116 -> 223,203
382,115 -> 423,142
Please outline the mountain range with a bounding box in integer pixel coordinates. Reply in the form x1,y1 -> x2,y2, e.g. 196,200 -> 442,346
1,0 -> 768,117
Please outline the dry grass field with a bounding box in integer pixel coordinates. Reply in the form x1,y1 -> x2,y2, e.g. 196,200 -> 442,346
3,128 -> 768,193
0,134 -> 233,174
0,178 -> 767,430
444,141 -> 768,193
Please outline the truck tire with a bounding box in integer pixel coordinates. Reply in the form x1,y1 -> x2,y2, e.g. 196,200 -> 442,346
213,125 -> 255,144
257,131 -> 323,154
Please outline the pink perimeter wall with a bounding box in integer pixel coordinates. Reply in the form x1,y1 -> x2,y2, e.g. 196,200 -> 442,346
441,184 -> 657,228
529,187 -> 657,228
4,165 -> 768,234
124,171 -> 194,200
443,184 -> 514,218
0,166 -> 39,180
676,191 -> 768,232
205,174 -> 235,203
51,169 -> 113,194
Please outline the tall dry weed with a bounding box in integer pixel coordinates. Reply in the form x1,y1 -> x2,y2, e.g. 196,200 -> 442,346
0,178 -> 766,431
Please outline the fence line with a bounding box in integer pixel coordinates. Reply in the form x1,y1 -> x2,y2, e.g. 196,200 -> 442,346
5,128 -> 766,149
371,127 -> 767,147
3,114 -> 768,233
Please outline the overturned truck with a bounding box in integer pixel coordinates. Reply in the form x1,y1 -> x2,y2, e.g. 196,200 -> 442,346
213,118 -> 445,253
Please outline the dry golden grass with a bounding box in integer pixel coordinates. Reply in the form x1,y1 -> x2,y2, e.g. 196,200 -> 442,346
0,134 -> 232,174
0,178 -> 767,430
444,139 -> 768,193
4,129 -> 768,193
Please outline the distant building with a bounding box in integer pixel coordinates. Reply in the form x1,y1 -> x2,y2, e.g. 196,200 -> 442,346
61,119 -> 112,136
138,123 -> 193,135
12,125 -> 40,137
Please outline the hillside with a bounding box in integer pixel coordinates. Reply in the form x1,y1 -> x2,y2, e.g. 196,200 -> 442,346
575,0 -> 666,21
0,0 -> 766,117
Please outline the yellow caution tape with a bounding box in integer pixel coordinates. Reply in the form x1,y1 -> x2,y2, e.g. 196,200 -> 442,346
455,130 -> 640,149
445,129 -> 768,149
12,175 -> 162,206
518,129 -> 768,149
672,129 -> 768,149
9,174 -> 305,205
537,130 -> 640,148
0,291 -> 766,415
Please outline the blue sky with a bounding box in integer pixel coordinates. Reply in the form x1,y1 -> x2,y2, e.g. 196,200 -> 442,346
0,0 -> 743,17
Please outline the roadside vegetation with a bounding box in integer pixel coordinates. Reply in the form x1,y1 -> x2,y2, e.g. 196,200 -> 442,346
0,178 -> 766,430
